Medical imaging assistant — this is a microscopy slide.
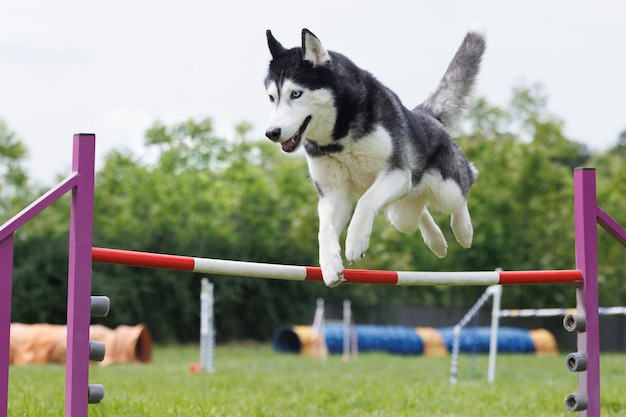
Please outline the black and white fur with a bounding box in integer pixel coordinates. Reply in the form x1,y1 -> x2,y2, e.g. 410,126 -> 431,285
264,28 -> 486,287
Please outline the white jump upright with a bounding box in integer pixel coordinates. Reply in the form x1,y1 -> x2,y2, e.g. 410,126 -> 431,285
311,298 -> 327,362
453,284 -> 626,388
199,278 -> 215,373
309,298 -> 356,362
342,300 -> 355,362
488,285 -> 503,384
449,284 -> 502,384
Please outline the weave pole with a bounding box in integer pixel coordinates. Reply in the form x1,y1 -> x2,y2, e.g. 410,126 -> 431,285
92,247 -> 583,286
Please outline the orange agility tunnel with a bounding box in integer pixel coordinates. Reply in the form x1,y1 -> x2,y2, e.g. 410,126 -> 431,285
9,323 -> 152,366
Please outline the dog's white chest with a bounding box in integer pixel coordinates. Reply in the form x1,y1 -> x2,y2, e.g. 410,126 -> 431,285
307,126 -> 394,195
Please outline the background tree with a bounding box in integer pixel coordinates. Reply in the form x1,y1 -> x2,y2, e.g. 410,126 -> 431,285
0,120 -> 30,218
589,128 -> 626,306
7,85 -> 625,343
3,120 -> 71,326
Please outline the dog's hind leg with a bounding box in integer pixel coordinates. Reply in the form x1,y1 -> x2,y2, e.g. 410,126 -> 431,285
385,195 -> 421,233
386,195 -> 448,258
450,202 -> 473,249
419,208 -> 448,258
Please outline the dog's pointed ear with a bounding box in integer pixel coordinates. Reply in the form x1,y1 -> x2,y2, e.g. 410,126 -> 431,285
302,28 -> 330,66
267,30 -> 287,58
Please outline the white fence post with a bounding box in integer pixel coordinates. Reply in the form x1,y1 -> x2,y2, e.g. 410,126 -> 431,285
487,285 -> 502,383
200,278 -> 215,373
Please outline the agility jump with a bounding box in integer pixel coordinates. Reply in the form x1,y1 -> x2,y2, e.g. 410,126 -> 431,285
2,133 -> 626,417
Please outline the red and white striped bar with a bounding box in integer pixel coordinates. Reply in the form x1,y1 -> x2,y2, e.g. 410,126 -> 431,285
92,247 -> 583,286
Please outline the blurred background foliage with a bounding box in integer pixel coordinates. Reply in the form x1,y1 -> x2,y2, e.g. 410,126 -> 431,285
2,85 -> 625,343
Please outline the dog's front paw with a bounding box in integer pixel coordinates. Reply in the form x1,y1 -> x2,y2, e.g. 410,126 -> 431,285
321,265 -> 345,288
320,255 -> 345,287
345,231 -> 370,264
324,270 -> 345,287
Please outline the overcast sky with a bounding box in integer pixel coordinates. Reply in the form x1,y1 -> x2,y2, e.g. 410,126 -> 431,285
2,0 -> 625,184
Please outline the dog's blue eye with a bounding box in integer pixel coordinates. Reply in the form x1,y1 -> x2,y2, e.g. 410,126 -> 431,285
291,91 -> 302,99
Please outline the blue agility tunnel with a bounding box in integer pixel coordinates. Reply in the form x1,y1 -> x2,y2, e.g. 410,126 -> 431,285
272,325 -> 555,356
436,326 -> 537,353
323,324 -> 424,355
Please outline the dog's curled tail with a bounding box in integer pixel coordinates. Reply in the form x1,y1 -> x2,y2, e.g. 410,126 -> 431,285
416,25 -> 486,127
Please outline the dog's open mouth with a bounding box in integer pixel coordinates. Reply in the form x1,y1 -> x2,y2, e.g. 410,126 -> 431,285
281,116 -> 311,153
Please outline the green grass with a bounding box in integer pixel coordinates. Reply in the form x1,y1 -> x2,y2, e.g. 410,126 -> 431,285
8,345 -> 626,416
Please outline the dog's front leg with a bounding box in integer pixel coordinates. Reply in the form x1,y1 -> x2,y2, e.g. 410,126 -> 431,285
318,191 -> 352,287
346,169 -> 411,263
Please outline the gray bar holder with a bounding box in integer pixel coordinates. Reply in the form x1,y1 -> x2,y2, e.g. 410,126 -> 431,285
89,296 -> 109,404
565,393 -> 588,412
89,341 -> 106,362
565,352 -> 588,373
88,384 -> 105,404
563,313 -> 586,333
90,296 -> 110,317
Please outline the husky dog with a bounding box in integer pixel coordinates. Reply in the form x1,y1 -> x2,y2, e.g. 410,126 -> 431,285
264,28 -> 486,287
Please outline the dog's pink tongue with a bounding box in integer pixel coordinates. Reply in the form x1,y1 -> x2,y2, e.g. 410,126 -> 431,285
281,138 -> 296,152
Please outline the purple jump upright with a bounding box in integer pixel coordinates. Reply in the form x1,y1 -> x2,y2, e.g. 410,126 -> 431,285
64,134 -> 96,417
573,168 -> 601,417
0,235 -> 14,417
0,134 -> 95,417
570,168 -> 626,416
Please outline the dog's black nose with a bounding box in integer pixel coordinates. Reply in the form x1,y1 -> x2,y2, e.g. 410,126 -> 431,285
265,127 -> 281,141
